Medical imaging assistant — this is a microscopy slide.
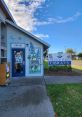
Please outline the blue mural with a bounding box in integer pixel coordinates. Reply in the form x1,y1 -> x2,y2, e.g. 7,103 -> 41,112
29,42 -> 41,73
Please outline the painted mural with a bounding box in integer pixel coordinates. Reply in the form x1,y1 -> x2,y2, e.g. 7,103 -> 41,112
29,42 -> 41,73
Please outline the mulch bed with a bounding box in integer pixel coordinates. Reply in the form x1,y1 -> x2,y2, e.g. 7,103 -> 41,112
44,70 -> 82,76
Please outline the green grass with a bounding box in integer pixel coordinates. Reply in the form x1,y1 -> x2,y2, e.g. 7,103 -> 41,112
47,84 -> 82,117
72,60 -> 82,70
44,61 -> 48,69
73,60 -> 82,62
72,65 -> 82,70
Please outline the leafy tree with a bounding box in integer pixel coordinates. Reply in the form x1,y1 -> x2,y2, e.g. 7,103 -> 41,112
65,48 -> 76,60
65,48 -> 75,55
78,53 -> 82,59
44,49 -> 48,58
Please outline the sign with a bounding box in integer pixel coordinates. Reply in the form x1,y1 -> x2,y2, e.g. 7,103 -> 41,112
12,44 -> 25,48
48,52 -> 71,66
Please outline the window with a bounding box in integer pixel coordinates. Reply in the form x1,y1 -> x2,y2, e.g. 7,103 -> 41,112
1,49 -> 5,57
1,49 -> 7,57
1,58 -> 7,64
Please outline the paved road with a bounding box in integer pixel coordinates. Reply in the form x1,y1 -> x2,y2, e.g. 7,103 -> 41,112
45,76 -> 82,84
0,78 -> 54,117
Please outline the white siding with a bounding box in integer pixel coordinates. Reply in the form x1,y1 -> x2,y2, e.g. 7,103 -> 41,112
0,7 -> 7,63
0,8 -> 6,21
0,23 -> 1,63
7,24 -> 44,77
1,23 -> 7,48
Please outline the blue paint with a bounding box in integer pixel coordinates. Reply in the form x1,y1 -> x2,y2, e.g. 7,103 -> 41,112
48,61 -> 71,66
12,48 -> 25,77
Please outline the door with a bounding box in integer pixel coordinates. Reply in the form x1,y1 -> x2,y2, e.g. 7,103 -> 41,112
12,48 -> 25,77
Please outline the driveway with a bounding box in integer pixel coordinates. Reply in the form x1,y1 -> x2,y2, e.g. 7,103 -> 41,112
0,78 -> 54,117
45,76 -> 82,84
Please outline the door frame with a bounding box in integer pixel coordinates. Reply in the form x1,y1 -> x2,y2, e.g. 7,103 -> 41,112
11,44 -> 25,77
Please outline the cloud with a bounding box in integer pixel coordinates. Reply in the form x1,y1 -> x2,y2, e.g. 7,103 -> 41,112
35,12 -> 81,26
4,0 -> 81,32
4,0 -> 45,32
35,33 -> 49,39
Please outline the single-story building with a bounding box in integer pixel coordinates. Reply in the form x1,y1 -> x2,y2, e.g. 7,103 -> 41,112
0,0 -> 50,78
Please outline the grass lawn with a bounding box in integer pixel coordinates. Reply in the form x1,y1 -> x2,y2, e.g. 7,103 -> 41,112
72,65 -> 82,70
72,60 -> 82,70
47,84 -> 82,117
44,60 -> 48,69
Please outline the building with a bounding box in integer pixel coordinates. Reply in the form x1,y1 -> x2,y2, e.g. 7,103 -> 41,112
0,0 -> 50,78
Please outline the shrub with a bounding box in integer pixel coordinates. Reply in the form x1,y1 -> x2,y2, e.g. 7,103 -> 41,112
44,61 -> 72,72
48,65 -> 72,72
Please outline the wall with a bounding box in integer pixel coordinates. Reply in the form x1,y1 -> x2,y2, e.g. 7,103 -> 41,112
0,22 -> 1,63
0,7 -> 7,63
0,23 -> 7,63
0,8 -> 6,21
7,24 -> 44,78
1,23 -> 7,47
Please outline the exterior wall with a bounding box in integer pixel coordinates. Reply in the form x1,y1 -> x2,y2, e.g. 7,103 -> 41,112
0,7 -> 7,63
7,24 -> 44,78
0,8 -> 6,21
1,23 -> 7,48
0,23 -> 1,63
1,23 -> 7,63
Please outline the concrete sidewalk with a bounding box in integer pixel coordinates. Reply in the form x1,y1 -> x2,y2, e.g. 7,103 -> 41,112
0,78 -> 54,117
45,76 -> 82,84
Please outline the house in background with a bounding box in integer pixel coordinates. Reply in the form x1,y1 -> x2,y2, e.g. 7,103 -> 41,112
0,0 -> 49,78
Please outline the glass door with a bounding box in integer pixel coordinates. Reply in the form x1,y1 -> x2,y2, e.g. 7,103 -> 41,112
12,48 -> 25,77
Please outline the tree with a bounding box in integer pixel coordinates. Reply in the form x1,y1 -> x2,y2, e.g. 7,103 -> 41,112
44,49 -> 48,59
78,53 -> 82,59
65,48 -> 75,55
65,48 -> 76,59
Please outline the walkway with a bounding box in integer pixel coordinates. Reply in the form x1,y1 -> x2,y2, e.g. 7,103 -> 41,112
45,76 -> 82,84
0,78 -> 54,117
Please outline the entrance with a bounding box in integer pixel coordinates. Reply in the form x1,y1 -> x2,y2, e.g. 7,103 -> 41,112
12,48 -> 25,77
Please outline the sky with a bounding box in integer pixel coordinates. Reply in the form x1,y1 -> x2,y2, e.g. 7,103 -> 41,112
4,0 -> 82,53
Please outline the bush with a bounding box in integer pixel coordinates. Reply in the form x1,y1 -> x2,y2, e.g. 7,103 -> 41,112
46,65 -> 72,72
44,61 -> 72,72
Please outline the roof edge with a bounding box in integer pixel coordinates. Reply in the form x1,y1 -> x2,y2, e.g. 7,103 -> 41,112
6,20 -> 50,50
1,0 -> 16,23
